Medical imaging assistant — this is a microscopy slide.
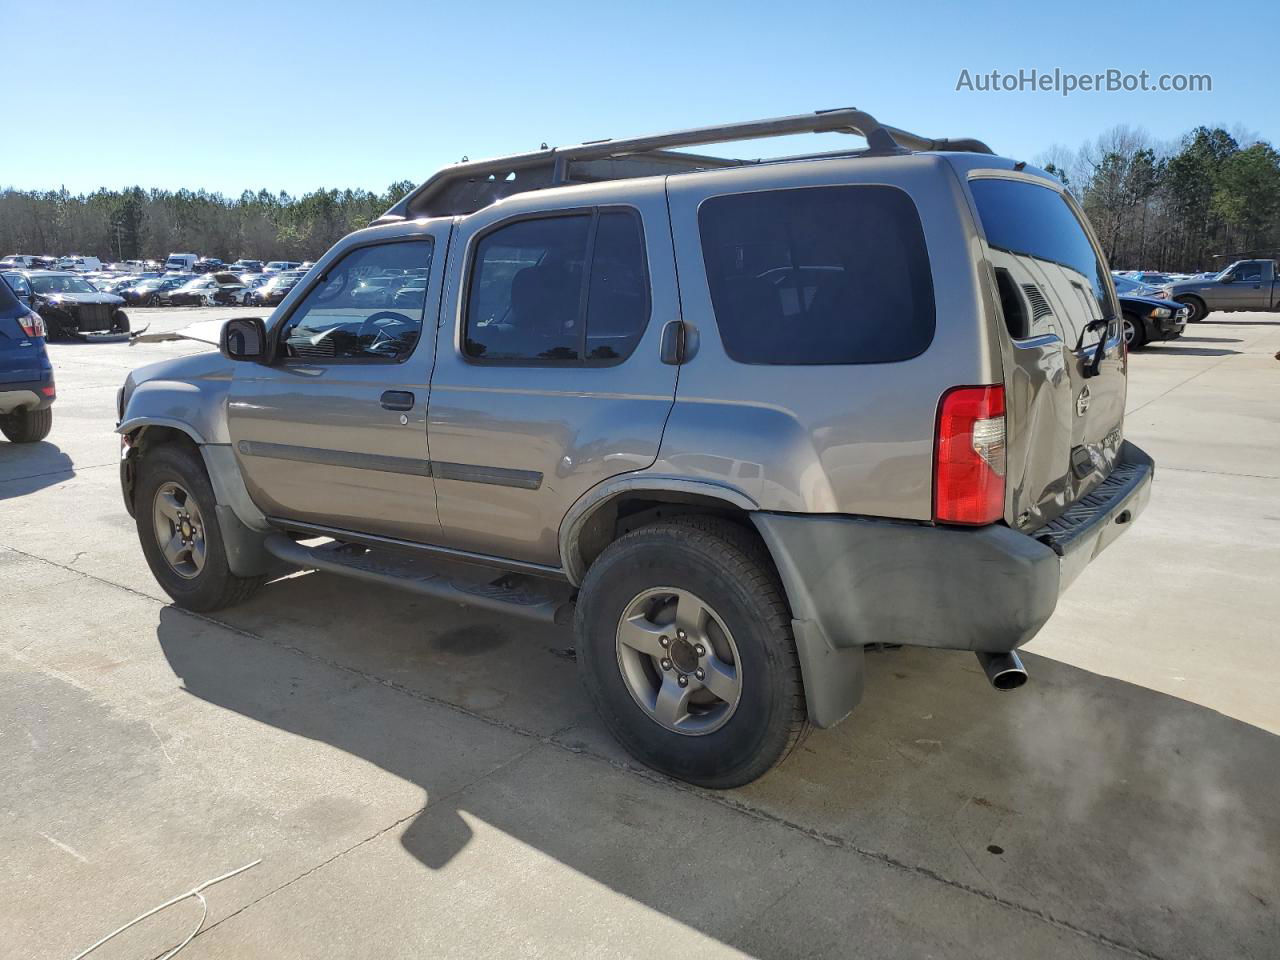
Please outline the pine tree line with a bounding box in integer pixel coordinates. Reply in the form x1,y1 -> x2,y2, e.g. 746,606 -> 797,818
0,182 -> 416,263
1039,124 -> 1280,271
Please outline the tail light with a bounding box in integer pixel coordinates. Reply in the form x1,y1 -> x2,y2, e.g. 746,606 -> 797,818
934,385 -> 1006,525
19,312 -> 46,338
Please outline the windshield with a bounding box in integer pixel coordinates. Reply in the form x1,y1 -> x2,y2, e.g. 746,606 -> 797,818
31,275 -> 97,294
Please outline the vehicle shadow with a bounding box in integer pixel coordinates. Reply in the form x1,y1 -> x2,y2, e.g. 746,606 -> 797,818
0,441 -> 75,500
1172,336 -> 1243,344
1143,346 -> 1240,356
156,576 -> 1280,959
1197,318 -> 1280,326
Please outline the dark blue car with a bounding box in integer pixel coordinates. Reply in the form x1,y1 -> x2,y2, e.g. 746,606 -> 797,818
0,272 -> 55,443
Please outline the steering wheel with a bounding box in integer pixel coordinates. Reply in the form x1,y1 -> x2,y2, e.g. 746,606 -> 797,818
357,310 -> 413,355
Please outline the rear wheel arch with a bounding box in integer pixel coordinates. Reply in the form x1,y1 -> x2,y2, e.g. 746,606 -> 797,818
561,479 -> 760,585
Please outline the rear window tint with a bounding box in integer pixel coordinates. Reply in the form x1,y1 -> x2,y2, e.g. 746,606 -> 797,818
698,185 -> 935,365
970,177 -> 1115,344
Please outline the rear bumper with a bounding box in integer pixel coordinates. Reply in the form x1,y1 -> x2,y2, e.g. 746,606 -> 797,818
1028,441 -> 1153,592
0,375 -> 55,414
752,441 -> 1153,725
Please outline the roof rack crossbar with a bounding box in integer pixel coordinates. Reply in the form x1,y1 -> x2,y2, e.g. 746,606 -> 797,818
378,108 -> 993,222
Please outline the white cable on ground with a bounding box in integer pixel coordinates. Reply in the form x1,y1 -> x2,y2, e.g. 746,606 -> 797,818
69,859 -> 262,960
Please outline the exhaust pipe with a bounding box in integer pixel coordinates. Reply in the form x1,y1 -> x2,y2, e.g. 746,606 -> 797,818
976,651 -> 1028,691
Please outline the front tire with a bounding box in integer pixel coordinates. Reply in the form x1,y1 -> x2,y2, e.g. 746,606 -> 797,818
1122,312 -> 1147,349
576,517 -> 810,788
135,444 -> 265,611
0,406 -> 52,443
112,310 -> 130,334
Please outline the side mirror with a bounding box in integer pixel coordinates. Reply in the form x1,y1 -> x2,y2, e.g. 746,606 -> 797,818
1220,273 -> 1234,283
220,317 -> 270,363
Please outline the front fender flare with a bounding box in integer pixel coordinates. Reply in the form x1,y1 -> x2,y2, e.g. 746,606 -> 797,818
119,420 -> 272,577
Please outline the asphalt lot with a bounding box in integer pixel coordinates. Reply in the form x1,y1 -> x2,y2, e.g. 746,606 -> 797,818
2,306 -> 1278,960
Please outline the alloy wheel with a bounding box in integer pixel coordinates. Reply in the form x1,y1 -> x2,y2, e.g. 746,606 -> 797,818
615,587 -> 742,735
152,481 -> 207,579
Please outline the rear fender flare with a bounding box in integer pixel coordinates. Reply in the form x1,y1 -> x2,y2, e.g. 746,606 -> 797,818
558,475 -> 758,585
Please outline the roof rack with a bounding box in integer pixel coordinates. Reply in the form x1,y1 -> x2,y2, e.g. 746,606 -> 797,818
377,108 -> 994,223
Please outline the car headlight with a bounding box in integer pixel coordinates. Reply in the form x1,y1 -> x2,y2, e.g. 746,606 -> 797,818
1150,307 -> 1172,318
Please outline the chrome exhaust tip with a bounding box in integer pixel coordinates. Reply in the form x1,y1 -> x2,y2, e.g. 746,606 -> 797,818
976,650 -> 1028,691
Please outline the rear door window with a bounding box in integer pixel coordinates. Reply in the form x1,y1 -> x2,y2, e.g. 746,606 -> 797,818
969,177 -> 1116,346
465,208 -> 649,364
697,185 -> 935,365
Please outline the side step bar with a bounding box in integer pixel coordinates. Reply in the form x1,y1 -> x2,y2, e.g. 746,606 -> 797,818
264,534 -> 574,624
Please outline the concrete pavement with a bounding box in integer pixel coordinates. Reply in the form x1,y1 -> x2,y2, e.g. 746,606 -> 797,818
1,308 -> 1278,959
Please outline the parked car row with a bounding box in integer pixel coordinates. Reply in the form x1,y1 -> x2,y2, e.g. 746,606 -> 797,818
1113,260 -> 1280,325
2,252 -> 310,276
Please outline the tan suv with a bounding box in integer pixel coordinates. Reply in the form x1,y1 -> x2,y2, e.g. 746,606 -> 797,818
118,109 -> 1153,787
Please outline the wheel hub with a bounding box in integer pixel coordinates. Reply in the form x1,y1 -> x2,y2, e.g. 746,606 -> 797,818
668,636 -> 698,673
152,481 -> 206,580
614,586 -> 742,736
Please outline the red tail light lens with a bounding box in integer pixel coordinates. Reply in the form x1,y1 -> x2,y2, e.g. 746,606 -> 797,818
934,385 -> 1006,525
19,312 -> 47,338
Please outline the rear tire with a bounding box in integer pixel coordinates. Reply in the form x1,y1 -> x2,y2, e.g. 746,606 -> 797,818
1177,296 -> 1207,323
135,444 -> 265,611
0,406 -> 52,443
576,516 -> 810,788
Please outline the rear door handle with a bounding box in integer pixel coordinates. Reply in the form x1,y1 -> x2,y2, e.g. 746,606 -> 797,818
380,390 -> 415,411
660,320 -> 686,365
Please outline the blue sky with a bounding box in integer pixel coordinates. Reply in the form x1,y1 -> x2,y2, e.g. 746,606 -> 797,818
5,0 -> 1276,195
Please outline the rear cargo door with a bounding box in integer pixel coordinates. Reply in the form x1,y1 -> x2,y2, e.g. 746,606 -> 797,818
968,174 -> 1126,529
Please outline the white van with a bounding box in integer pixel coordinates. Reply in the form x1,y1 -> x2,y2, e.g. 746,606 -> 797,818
56,255 -> 103,272
165,253 -> 200,273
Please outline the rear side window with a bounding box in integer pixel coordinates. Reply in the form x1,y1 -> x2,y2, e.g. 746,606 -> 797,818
698,185 -> 936,365
970,178 -> 1116,344
465,209 -> 649,364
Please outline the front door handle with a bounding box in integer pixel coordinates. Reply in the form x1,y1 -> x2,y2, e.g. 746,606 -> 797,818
380,390 -> 415,411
